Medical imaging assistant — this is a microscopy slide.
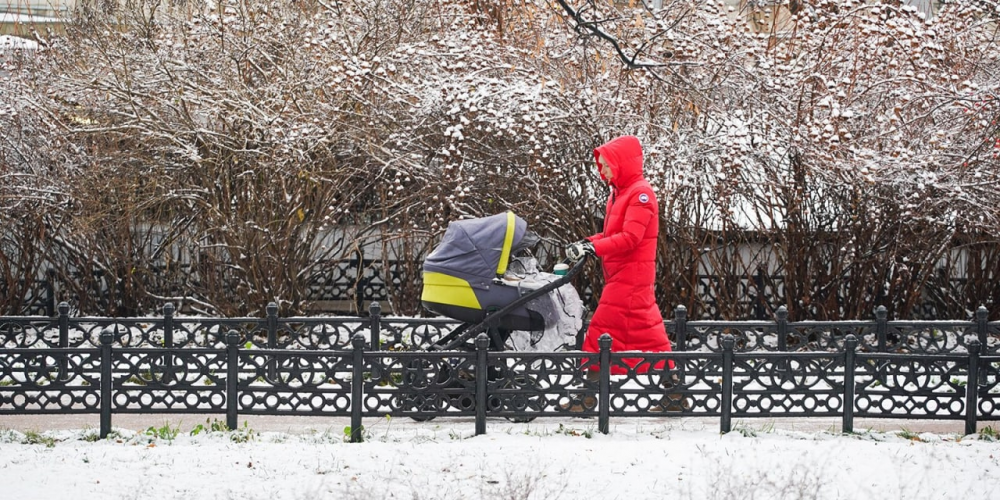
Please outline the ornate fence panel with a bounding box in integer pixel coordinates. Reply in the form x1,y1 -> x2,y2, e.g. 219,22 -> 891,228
111,346 -> 230,416
979,355 -> 1000,420
0,348 -> 101,414
365,349 -> 477,421
853,352 -> 968,420
729,352 -> 848,418
601,351 -> 727,418
237,347 -> 354,418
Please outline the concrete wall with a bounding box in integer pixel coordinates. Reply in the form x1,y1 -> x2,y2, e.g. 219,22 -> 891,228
1,13 -> 64,37
1,1 -> 71,37
1,0 -> 74,17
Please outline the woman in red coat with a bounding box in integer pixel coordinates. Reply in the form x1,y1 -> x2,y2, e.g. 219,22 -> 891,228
564,136 -> 685,411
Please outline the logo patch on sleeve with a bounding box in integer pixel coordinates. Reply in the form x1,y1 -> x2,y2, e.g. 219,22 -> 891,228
638,193 -> 649,203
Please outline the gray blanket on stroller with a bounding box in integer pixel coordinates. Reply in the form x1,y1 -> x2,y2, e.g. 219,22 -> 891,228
502,257 -> 584,352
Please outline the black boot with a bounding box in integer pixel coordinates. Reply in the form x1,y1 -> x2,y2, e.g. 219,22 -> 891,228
559,370 -> 599,413
650,372 -> 691,412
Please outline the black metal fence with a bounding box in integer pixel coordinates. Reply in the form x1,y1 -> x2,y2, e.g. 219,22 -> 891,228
12,262 -> 984,320
12,258 -> 388,317
1,302 -> 998,442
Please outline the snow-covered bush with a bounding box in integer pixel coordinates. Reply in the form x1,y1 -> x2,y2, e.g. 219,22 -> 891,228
1,0 -> 997,319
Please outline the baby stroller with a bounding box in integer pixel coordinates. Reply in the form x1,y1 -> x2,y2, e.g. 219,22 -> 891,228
404,211 -> 587,421
420,211 -> 586,351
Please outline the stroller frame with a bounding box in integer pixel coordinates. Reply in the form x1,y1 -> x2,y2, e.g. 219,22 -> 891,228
401,256 -> 588,422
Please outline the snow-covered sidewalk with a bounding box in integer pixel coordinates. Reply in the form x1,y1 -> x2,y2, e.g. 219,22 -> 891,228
2,415 -> 997,500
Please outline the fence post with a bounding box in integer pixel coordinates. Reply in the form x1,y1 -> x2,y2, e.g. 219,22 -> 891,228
673,306 -> 688,381
775,306 -> 790,383
163,303 -> 174,347
975,306 -> 988,386
99,326 -> 115,439
721,334 -> 734,434
975,306 -> 988,345
350,333 -> 366,443
162,303 -> 174,382
842,335 -> 857,434
225,330 -> 240,431
875,306 -> 888,385
875,306 -> 888,352
369,302 -> 382,351
598,333 -> 612,435
776,306 -> 788,351
266,302 -> 278,348
475,333 -> 490,436
673,306 -> 687,351
965,340 -> 981,436
58,302 -> 69,345
57,302 -> 69,380
266,302 -> 278,381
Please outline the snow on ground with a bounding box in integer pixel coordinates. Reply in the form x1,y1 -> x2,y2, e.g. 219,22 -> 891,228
1,416 -> 998,500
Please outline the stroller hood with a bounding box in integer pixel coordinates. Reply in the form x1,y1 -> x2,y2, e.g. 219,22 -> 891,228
423,212 -> 529,284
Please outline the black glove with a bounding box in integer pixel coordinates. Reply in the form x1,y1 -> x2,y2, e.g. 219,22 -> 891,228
565,240 -> 594,261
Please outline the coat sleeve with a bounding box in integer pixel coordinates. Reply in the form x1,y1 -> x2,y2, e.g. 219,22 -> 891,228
590,192 -> 654,257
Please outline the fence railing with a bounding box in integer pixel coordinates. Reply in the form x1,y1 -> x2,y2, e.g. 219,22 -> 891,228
10,263 -> 986,320
1,302 -> 998,442
5,302 -> 998,354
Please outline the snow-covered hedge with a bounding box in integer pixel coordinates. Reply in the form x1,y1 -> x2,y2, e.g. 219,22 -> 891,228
1,0 -> 998,319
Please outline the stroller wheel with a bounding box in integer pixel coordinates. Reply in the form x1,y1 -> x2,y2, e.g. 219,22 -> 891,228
494,371 -> 544,423
400,359 -> 463,422
505,414 -> 536,423
402,391 -> 450,423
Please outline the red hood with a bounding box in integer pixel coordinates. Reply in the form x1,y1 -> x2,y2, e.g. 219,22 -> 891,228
593,135 -> 644,188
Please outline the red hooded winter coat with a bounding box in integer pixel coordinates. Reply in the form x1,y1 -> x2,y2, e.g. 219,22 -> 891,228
582,136 -> 673,374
